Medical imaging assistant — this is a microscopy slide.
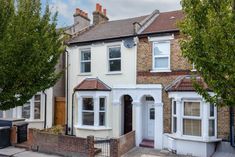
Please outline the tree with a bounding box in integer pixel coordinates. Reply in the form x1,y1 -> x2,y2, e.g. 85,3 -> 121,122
0,0 -> 63,110
179,0 -> 235,106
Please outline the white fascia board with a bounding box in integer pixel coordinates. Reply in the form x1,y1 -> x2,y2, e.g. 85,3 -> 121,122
148,34 -> 174,42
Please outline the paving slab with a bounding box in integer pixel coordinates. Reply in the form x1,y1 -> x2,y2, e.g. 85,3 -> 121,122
122,147 -> 191,157
0,147 -> 25,156
14,151 -> 61,157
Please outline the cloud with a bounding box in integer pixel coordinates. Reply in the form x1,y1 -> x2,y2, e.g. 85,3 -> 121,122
48,0 -> 181,26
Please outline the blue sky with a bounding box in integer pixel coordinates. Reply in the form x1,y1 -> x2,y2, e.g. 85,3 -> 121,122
41,0 -> 181,28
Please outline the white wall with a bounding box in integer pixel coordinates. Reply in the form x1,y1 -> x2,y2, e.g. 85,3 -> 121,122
67,40 -> 137,136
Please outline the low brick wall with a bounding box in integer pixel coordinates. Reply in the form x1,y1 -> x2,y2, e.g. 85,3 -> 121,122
110,131 -> 136,157
29,129 -> 94,157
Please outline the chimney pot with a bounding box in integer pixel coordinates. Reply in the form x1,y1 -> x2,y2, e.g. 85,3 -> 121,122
99,4 -> 102,13
96,3 -> 99,12
76,8 -> 80,15
103,9 -> 107,16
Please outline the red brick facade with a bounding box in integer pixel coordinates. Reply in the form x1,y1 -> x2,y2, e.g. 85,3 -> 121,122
137,33 -> 231,140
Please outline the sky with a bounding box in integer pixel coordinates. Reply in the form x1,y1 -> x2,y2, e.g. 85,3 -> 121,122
42,0 -> 181,28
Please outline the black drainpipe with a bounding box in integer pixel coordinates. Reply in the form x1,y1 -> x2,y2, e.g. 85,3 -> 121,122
71,91 -> 75,136
230,107 -> 235,147
65,49 -> 69,135
43,90 -> 47,129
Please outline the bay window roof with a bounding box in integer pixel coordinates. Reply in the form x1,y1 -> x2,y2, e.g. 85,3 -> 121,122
165,75 -> 211,92
74,78 -> 111,91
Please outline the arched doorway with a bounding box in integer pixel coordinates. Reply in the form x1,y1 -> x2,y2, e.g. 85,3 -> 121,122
121,95 -> 133,135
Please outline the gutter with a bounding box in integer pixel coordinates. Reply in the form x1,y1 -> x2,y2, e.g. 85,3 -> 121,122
71,91 -> 75,136
65,49 -> 69,135
43,90 -> 47,129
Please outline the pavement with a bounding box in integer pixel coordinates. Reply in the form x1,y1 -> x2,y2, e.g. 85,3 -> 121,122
0,147 -> 60,157
122,147 -> 191,157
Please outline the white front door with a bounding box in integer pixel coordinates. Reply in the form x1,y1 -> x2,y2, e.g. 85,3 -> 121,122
147,104 -> 155,139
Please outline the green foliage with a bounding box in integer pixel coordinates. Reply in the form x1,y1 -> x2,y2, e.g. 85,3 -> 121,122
180,0 -> 235,106
0,0 -> 64,110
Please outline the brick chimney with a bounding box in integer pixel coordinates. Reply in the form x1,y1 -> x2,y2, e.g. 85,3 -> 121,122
93,3 -> 109,25
73,7 -> 90,27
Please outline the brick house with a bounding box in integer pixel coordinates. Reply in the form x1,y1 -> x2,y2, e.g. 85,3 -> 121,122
66,3 -> 235,157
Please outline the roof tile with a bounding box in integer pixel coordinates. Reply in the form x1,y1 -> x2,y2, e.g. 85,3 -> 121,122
74,78 -> 111,91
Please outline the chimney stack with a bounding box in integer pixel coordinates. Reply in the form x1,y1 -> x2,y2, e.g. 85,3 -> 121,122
93,3 -> 109,25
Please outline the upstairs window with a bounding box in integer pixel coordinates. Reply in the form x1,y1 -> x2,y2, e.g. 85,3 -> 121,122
108,46 -> 121,72
153,41 -> 170,70
80,49 -> 91,73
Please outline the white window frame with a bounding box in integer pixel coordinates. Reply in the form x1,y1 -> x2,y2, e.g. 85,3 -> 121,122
98,97 -> 106,126
80,96 -> 107,128
182,100 -> 202,137
82,97 -> 95,126
80,48 -> 91,74
172,99 -> 177,133
208,104 -> 216,137
107,45 -> 122,73
152,41 -> 171,72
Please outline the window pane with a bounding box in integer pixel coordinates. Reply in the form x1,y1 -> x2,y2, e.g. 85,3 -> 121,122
184,102 -> 200,116
210,104 -> 215,117
209,120 -> 215,136
81,50 -> 91,61
173,101 -> 176,115
83,98 -> 94,110
109,47 -> 121,58
34,102 -> 41,119
150,108 -> 155,120
154,57 -> 169,69
34,95 -> 41,101
109,60 -> 121,71
183,119 -> 201,136
0,111 -> 3,118
5,109 -> 13,118
82,112 -> 94,125
154,42 -> 170,55
99,112 -> 105,126
99,98 -> 105,111
22,102 -> 30,119
173,117 -> 177,133
81,62 -> 91,73
146,96 -> 154,101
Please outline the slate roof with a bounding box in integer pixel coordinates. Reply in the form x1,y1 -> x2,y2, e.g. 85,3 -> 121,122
142,10 -> 184,34
68,10 -> 184,44
165,76 -> 210,92
68,15 -> 148,44
74,78 -> 111,91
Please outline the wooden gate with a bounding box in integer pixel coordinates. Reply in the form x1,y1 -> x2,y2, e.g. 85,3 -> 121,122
54,97 -> 65,126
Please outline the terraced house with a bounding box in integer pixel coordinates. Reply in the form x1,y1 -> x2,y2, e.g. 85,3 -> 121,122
66,3 -> 235,157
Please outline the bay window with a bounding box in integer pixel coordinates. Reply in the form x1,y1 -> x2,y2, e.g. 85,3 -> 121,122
82,98 -> 94,125
209,104 -> 216,136
80,49 -> 91,73
172,100 -> 177,133
108,46 -> 121,72
183,101 -> 201,136
81,97 -> 106,127
153,41 -> 170,71
22,94 -> 42,120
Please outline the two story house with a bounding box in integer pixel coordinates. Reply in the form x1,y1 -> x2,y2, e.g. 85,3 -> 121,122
66,3 -> 234,157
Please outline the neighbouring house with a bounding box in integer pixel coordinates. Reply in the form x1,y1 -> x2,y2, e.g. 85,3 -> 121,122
0,7 -> 91,130
65,3 -> 235,157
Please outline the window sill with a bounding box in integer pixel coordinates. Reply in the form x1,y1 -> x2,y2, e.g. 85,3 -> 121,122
106,72 -> 122,75
25,119 -> 44,123
165,133 -> 222,143
150,69 -> 171,73
74,125 -> 112,131
78,73 -> 92,76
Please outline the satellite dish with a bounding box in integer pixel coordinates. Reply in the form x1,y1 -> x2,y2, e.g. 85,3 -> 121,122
124,38 -> 136,48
